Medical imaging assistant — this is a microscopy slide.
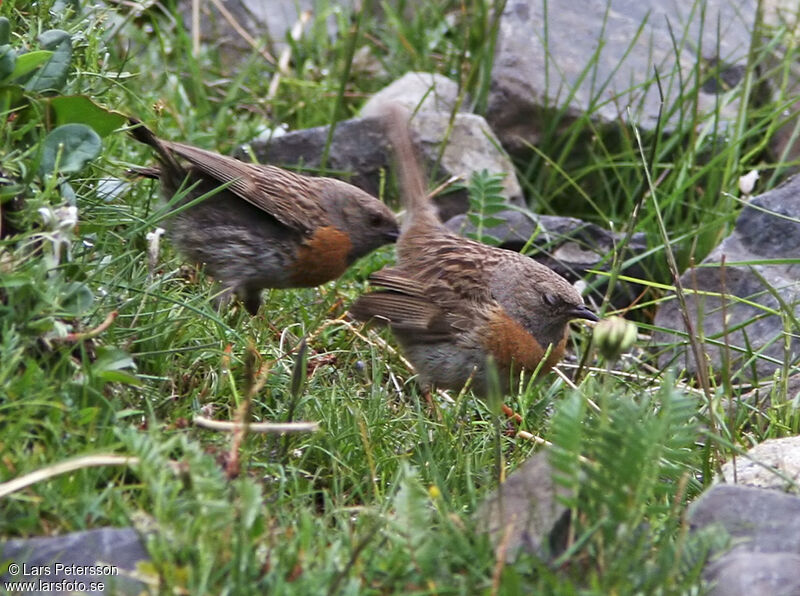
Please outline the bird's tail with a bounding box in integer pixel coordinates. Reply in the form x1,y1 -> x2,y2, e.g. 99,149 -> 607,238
383,104 -> 440,231
127,118 -> 182,174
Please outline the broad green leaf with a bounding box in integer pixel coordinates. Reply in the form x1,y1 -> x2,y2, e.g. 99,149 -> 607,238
25,29 -> 71,92
8,50 -> 53,82
40,123 -> 102,175
49,95 -> 127,137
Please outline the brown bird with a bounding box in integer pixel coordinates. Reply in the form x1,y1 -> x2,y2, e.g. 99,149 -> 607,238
128,119 -> 399,314
349,106 -> 598,397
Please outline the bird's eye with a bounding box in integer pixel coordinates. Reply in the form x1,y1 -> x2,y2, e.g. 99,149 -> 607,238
369,212 -> 385,226
542,293 -> 560,307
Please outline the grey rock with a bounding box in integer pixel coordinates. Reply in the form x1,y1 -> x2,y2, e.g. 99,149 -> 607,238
653,175 -> 800,382
445,208 -> 647,308
690,484 -> 800,554
705,552 -> 800,596
243,111 -> 524,221
360,72 -> 465,118
475,451 -> 571,562
240,116 -> 391,202
762,1 -> 800,168
175,0 -> 351,63
689,484 -> 800,596
488,0 -> 755,151
721,436 -> 800,492
409,111 -> 524,219
725,375 -> 800,420
0,527 -> 148,595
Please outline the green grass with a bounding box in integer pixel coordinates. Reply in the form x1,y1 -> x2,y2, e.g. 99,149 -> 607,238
1,0 -> 799,593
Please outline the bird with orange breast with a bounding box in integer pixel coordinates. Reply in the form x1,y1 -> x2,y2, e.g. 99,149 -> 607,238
129,119 -> 399,314
349,106 -> 598,398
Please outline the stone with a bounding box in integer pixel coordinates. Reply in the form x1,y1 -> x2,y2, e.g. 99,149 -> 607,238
409,111 -> 524,219
239,116 -> 391,202
689,484 -> 800,596
488,0 -> 756,152
721,435 -> 800,493
173,0 -> 352,63
705,552 -> 800,596
475,451 -> 571,562
762,1 -> 800,168
0,527 -> 149,595
726,375 -> 800,418
653,175 -> 800,382
243,111 -> 525,221
445,208 -> 647,309
360,72 -> 465,118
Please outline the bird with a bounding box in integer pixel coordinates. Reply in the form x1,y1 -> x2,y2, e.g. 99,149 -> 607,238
348,106 -> 598,398
127,119 -> 399,314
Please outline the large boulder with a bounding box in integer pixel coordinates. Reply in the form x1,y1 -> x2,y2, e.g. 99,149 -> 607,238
488,0 -> 755,151
653,175 -> 800,382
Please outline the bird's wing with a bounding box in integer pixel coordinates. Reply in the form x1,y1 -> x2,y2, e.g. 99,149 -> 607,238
349,258 -> 496,342
349,268 -> 458,341
164,140 -> 328,234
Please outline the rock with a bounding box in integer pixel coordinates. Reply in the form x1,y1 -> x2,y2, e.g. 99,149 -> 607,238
762,2 -> 800,167
475,451 -> 571,562
488,0 -> 755,152
728,374 -> 800,415
173,0 -> 351,63
445,208 -> 647,308
409,111 -> 524,219
721,436 -> 800,492
705,551 -> 800,596
240,116 -> 391,201
0,527 -> 149,595
243,111 -> 524,221
689,484 -> 800,596
653,175 -> 800,382
360,72 -> 465,118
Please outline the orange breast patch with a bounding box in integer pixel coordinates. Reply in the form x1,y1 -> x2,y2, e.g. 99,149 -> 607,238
289,226 -> 353,287
483,308 -> 567,375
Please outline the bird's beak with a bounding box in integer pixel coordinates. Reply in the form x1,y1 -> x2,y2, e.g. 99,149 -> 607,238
384,228 -> 400,242
568,304 -> 599,322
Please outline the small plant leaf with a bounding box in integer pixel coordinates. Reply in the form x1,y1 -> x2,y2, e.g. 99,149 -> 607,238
25,29 -> 72,92
93,347 -> 137,373
7,50 -> 53,83
290,339 -> 309,399
40,123 -> 102,175
0,45 -> 16,80
93,346 -> 141,386
61,281 -> 94,315
49,95 -> 127,137
0,17 -> 10,45
0,84 -> 24,113
52,0 -> 81,15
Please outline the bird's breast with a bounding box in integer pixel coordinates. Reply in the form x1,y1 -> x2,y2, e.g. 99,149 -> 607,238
289,225 -> 353,287
481,307 -> 567,374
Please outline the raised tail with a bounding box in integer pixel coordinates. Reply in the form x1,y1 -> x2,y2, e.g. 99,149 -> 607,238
382,104 -> 440,231
127,118 -> 182,175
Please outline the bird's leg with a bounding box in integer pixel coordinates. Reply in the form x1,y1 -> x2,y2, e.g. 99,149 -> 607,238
420,383 -> 443,421
501,404 -> 523,424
